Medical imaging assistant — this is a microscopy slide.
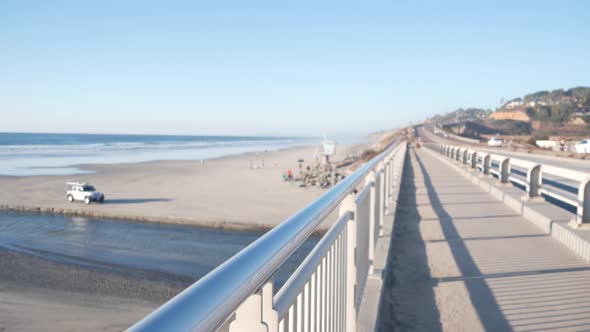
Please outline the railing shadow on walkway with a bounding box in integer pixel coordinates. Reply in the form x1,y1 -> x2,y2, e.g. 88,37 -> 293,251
378,148 -> 442,332
412,148 -> 513,332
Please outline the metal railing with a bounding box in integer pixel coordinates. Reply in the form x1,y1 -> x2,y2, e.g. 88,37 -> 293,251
128,140 -> 407,332
428,143 -> 590,225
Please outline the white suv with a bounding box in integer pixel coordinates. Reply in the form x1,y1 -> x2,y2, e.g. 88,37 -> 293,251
66,182 -> 105,204
575,139 -> 590,153
487,137 -> 503,147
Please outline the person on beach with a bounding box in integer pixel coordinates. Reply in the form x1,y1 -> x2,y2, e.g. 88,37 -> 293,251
282,169 -> 293,181
560,137 -> 565,152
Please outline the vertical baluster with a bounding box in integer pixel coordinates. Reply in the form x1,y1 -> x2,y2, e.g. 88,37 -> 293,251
341,224 -> 347,331
333,243 -> 338,332
321,256 -> 327,332
310,271 -> 316,332
327,247 -> 333,332
303,281 -> 311,332
340,233 -> 345,331
332,242 -> 338,332
296,292 -> 303,332
288,304 -> 295,332
334,233 -> 342,331
315,267 -> 321,332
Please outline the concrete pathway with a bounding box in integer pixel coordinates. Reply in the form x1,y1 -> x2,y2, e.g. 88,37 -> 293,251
379,148 -> 590,332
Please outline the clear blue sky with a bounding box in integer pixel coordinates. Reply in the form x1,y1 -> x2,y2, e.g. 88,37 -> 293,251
1,1 -> 589,136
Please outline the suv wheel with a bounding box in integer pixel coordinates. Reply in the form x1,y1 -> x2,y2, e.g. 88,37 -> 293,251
67,195 -> 74,202
85,197 -> 91,205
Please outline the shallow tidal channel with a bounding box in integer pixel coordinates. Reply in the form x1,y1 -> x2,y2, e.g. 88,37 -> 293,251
0,211 -> 318,289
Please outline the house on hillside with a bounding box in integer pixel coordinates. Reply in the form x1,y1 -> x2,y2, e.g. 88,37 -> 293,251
560,95 -> 573,103
505,98 -> 523,109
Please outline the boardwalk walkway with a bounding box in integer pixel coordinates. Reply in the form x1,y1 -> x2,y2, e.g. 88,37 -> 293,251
379,147 -> 590,332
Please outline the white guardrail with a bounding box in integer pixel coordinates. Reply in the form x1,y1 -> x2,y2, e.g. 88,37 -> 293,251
128,140 -> 407,332
426,143 -> 590,225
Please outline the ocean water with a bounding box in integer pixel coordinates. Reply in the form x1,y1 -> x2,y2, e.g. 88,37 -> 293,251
0,132 -> 311,176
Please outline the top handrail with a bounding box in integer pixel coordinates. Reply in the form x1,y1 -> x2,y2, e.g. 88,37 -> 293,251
447,144 -> 586,182
128,139 -> 402,332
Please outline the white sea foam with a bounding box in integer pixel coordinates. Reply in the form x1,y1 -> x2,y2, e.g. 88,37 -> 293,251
0,137 -> 308,176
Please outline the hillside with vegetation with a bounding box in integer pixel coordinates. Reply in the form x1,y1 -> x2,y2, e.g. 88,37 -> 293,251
429,108 -> 491,124
432,87 -> 590,138
504,87 -> 590,123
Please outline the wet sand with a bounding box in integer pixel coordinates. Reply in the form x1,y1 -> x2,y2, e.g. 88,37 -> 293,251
0,145 -> 359,232
0,249 -> 185,332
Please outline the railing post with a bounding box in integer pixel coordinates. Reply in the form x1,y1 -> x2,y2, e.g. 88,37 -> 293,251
390,155 -> 396,192
229,281 -> 278,332
500,158 -> 510,183
378,166 -> 386,236
462,150 -> 468,165
527,164 -> 542,198
339,194 -> 356,332
456,148 -> 462,162
483,154 -> 490,175
572,177 -> 590,225
384,161 -> 391,208
366,172 -> 376,275
470,152 -> 477,169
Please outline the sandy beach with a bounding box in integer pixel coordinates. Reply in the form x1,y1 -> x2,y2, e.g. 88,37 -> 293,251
0,143 -> 357,331
0,144 -> 360,232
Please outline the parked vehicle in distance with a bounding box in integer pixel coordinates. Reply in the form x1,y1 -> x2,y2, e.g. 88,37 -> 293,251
575,139 -> 590,153
66,182 -> 105,204
487,137 -> 503,147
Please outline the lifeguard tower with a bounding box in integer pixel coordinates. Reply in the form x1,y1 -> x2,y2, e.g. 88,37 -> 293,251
321,140 -> 336,165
